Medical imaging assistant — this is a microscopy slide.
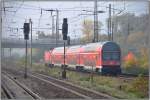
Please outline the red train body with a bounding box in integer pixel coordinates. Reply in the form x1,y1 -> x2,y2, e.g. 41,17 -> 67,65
44,41 -> 121,75
44,51 -> 50,66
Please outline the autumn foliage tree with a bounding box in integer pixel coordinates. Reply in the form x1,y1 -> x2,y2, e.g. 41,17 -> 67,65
112,13 -> 149,74
123,52 -> 137,68
123,48 -> 149,74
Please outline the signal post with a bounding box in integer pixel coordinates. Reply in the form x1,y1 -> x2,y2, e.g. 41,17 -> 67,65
23,22 -> 30,79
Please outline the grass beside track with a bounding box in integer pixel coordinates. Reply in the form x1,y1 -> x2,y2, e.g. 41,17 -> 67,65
15,61 -> 149,99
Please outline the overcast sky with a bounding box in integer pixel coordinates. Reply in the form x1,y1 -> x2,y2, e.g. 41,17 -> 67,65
2,1 -> 149,39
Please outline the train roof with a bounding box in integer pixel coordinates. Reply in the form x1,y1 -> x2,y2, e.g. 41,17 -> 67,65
86,41 -> 115,46
66,45 -> 82,53
51,46 -> 68,54
101,41 -> 120,51
80,41 -> 120,51
51,41 -> 120,53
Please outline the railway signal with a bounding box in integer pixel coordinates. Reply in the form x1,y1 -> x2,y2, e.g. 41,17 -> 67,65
23,22 -> 30,79
62,18 -> 68,40
62,18 -> 68,79
23,23 -> 30,40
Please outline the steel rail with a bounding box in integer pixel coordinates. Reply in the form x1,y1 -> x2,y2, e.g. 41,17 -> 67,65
32,72 -> 115,99
2,72 -> 41,100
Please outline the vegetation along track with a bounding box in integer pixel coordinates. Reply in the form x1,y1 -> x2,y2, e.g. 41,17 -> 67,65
3,67 -> 114,99
1,72 -> 41,99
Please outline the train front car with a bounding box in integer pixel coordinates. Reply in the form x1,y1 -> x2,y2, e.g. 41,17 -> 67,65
101,41 -> 121,75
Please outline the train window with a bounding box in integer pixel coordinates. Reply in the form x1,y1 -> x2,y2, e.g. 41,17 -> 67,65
103,52 -> 120,60
103,52 -> 111,60
112,52 -> 120,60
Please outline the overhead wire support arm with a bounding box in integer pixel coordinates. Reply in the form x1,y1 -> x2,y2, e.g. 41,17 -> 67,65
43,9 -> 59,46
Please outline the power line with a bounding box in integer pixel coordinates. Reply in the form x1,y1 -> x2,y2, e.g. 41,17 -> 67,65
13,2 -> 41,9
70,14 -> 92,23
11,4 -> 94,12
5,0 -> 25,34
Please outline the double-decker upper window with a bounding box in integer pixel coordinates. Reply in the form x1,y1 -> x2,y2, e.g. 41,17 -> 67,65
103,52 -> 120,60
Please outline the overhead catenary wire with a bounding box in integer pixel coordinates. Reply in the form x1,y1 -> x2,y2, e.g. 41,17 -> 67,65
3,1 -> 136,12
4,1 -> 147,39
6,1 -> 146,13
6,0 -> 25,36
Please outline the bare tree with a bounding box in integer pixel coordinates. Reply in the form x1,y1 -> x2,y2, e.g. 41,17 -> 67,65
81,19 -> 103,43
81,19 -> 94,43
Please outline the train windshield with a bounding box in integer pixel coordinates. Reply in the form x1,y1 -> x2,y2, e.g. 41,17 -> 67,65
102,42 -> 120,61
103,52 -> 120,60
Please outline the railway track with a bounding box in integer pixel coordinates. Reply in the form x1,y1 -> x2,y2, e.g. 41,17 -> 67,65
52,65 -> 148,80
117,73 -> 149,81
2,67 -> 114,99
31,72 -> 114,99
121,73 -> 149,77
1,72 -> 41,99
2,68 -> 83,99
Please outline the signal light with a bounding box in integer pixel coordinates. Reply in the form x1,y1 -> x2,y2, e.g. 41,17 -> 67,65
23,23 -> 30,40
24,34 -> 29,40
62,18 -> 68,40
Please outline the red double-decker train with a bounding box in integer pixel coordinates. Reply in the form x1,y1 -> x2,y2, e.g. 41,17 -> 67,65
44,41 -> 121,75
